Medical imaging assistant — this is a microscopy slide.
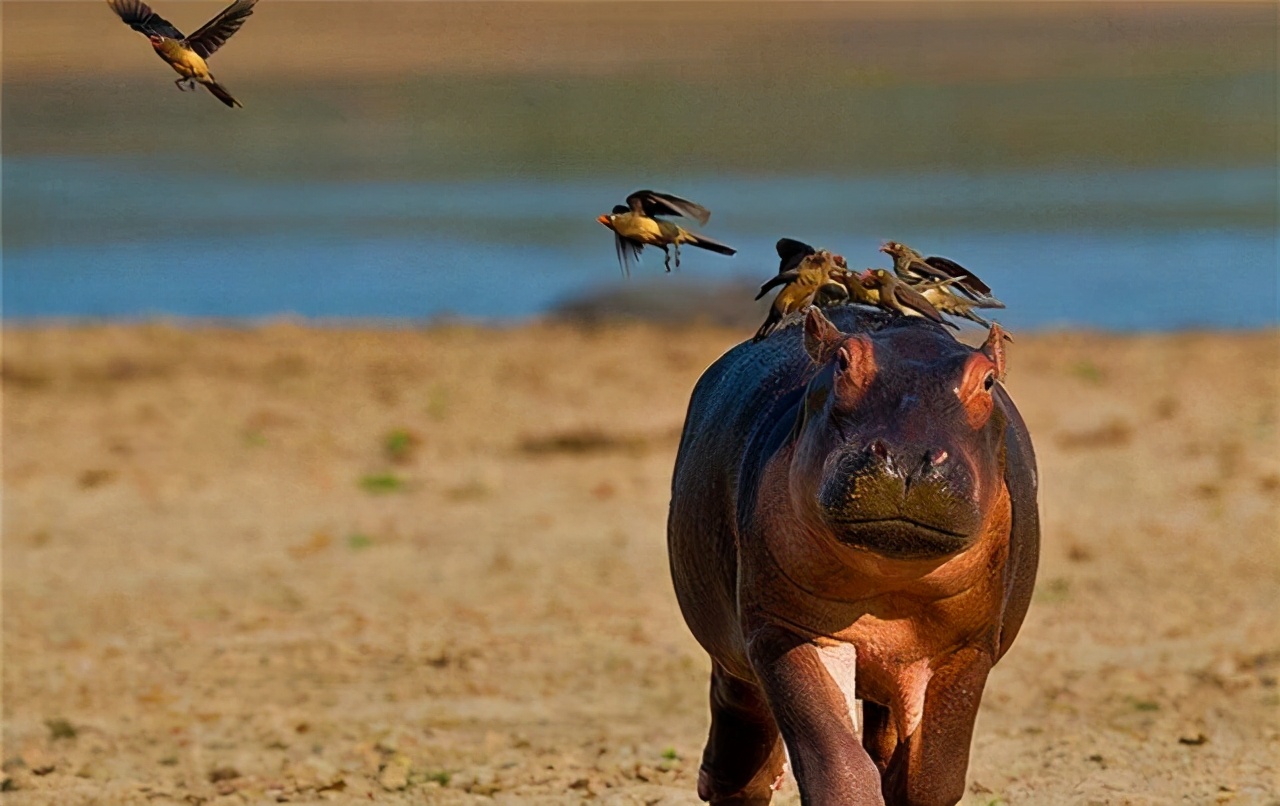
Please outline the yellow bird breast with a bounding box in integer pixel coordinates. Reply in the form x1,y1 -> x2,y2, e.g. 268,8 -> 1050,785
161,44 -> 210,79
611,215 -> 667,245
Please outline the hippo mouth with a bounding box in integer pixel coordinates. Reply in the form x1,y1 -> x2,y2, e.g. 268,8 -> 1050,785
829,517 -> 972,560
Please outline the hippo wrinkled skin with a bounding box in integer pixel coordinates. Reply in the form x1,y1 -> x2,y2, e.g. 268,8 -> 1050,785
668,306 -> 1039,806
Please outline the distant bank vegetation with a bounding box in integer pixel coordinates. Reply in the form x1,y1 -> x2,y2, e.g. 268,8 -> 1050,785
4,2 -> 1274,178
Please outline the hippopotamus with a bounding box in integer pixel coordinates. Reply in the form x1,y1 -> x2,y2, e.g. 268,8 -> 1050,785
668,305 -> 1039,805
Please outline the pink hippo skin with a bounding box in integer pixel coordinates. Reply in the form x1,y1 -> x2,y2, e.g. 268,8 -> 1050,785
668,306 -> 1039,805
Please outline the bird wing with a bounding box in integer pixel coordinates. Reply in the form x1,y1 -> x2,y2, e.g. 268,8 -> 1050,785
613,233 -> 644,279
185,0 -> 257,59
755,270 -> 799,301
903,258 -> 956,285
775,238 -> 817,275
107,0 -> 185,39
626,190 -> 712,226
922,256 -> 994,299
893,282 -> 946,324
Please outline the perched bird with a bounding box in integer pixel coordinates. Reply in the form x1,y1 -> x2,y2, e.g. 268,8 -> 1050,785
914,278 -> 1006,327
753,251 -> 849,342
775,237 -> 819,275
108,0 -> 258,108
859,269 -> 952,327
597,190 -> 736,276
830,268 -> 881,308
880,241 -> 1002,305
754,238 -> 825,301
982,322 -> 1014,382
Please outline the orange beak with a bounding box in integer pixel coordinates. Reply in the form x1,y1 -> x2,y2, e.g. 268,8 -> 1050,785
596,215 -> 612,228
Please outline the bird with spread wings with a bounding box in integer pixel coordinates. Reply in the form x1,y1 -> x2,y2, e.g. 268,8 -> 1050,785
597,190 -> 737,277
107,0 -> 258,108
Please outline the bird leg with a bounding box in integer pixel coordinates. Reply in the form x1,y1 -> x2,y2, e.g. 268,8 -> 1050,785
174,77 -> 197,92
662,245 -> 672,273
673,243 -> 682,271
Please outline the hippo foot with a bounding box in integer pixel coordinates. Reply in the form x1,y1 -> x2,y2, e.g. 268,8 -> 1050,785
698,766 -> 776,805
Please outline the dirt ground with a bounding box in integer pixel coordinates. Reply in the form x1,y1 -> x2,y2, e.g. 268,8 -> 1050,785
2,321 -> 1278,805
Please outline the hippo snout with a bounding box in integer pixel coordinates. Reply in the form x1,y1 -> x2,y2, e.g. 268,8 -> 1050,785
816,439 -> 983,559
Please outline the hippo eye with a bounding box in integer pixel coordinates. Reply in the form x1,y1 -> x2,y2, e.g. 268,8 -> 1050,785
983,371 -> 996,391
836,348 -> 851,373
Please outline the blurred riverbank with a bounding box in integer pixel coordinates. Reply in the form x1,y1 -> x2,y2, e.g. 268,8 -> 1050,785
3,2 -> 1275,328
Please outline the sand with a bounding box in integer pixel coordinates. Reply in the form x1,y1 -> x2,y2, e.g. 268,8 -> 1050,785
2,321 -> 1278,805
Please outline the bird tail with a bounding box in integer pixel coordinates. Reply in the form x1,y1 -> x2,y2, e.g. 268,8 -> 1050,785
752,309 -> 782,343
204,80 -> 242,108
754,272 -> 795,301
686,232 -> 737,256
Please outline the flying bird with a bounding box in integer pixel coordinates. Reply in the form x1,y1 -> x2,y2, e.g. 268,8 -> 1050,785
108,0 -> 258,108
753,251 -> 849,342
597,190 -> 736,276
880,241 -> 1002,305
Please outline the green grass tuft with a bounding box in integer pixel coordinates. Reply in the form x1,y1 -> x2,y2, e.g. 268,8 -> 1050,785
359,473 -> 405,494
384,429 -> 418,463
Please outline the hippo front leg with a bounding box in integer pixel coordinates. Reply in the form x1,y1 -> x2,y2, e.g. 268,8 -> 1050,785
697,664 -> 787,805
880,648 -> 993,806
747,624 -> 885,806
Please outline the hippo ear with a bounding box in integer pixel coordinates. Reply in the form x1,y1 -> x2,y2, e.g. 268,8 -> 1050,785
803,307 -> 844,365
981,322 -> 1013,381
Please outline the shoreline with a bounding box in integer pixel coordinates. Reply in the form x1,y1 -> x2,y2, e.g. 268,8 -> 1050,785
3,317 -> 1277,335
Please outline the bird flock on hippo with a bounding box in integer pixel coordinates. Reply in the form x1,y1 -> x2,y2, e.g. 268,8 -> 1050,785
596,190 -> 1036,805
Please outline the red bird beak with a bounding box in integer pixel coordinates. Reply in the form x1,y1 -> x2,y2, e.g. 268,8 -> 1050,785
596,215 -> 612,228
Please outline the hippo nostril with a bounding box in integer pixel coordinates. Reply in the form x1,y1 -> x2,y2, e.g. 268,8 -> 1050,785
930,449 -> 949,467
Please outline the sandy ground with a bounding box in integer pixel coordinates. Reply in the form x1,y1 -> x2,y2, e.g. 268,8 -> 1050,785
2,321 -> 1278,805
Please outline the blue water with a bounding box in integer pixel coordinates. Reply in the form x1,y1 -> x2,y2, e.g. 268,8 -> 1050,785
4,157 -> 1276,329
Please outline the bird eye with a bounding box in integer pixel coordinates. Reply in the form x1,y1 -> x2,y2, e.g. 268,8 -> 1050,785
983,372 -> 996,391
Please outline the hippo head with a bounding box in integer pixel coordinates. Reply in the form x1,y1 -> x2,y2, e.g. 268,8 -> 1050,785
789,308 -> 1010,560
